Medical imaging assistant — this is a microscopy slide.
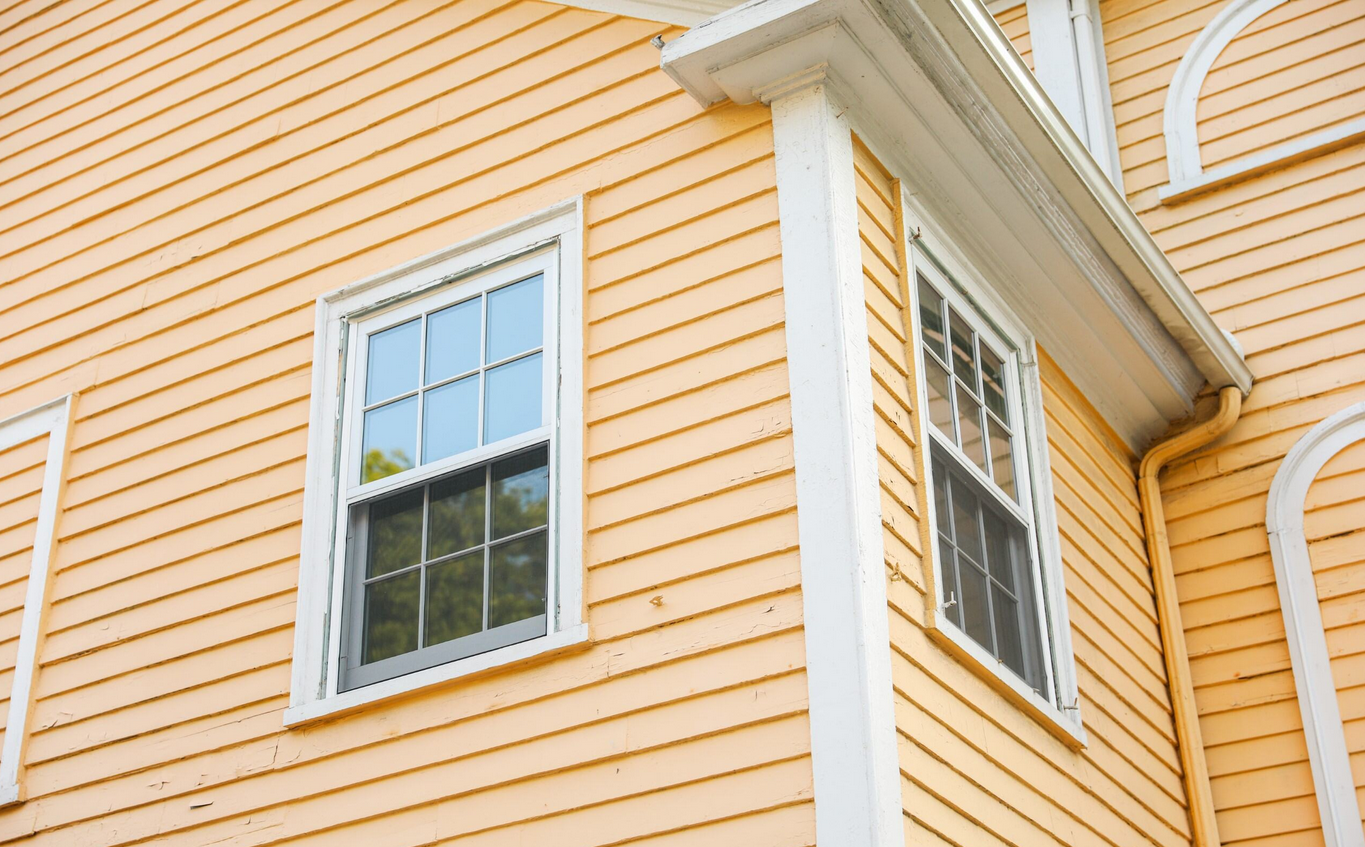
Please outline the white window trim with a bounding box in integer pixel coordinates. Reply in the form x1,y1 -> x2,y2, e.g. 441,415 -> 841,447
902,194 -> 1085,747
1266,401 -> 1365,847
286,199 -> 587,727
0,394 -> 75,807
1159,0 -> 1365,202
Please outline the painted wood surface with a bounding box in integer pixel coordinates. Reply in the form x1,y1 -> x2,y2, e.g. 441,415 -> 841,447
1101,0 -> 1365,842
855,139 -> 1195,847
0,436 -> 45,765
0,1 -> 814,843
994,2 -> 1035,71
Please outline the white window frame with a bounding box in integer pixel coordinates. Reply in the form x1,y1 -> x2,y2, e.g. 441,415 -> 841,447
286,199 -> 587,726
902,199 -> 1084,745
0,394 -> 75,806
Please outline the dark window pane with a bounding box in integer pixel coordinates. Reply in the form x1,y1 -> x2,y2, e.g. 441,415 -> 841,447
939,534 -> 960,627
949,308 -> 976,388
956,384 -> 987,472
489,531 -> 547,629
423,375 -> 479,464
981,344 -> 1008,420
366,319 -> 420,405
368,488 -> 423,577
924,357 -> 955,443
428,468 -> 486,559
917,274 -> 946,360
425,550 -> 485,647
492,447 -> 549,540
959,557 -> 991,649
992,584 -> 1026,678
932,458 -> 950,536
361,397 -> 417,483
951,483 -> 983,563
484,353 -> 542,444
426,299 -> 481,384
988,418 -> 1016,501
486,275 -> 544,363
983,508 -> 1015,592
363,570 -> 420,664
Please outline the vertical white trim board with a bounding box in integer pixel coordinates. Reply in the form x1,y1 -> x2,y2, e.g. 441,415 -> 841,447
1266,401 -> 1365,847
0,394 -> 76,807
770,78 -> 905,846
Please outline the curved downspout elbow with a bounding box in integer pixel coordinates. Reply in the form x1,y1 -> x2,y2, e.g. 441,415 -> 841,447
1139,385 -> 1243,847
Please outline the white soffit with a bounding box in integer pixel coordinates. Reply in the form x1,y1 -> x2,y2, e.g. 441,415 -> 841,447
662,0 -> 1252,447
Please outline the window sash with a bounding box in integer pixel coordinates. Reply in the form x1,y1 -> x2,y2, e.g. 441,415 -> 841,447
327,249 -> 561,695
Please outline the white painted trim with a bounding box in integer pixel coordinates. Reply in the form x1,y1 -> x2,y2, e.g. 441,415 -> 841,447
1156,0 -> 1361,201
1162,118 -> 1365,202
901,197 -> 1085,748
289,198 -> 586,717
771,79 -> 905,847
0,394 -> 76,808
556,0 -> 737,25
1265,402 -> 1365,847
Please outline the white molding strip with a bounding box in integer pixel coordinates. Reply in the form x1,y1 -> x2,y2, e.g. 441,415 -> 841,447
0,394 -> 76,807
288,198 -> 586,721
1266,401 -> 1365,847
1155,0 -> 1362,201
771,79 -> 905,846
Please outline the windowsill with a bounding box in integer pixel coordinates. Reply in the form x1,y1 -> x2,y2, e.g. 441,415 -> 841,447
283,623 -> 590,728
927,619 -> 1088,750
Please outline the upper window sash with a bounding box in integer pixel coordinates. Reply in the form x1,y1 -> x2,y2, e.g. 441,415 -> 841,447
339,253 -> 558,506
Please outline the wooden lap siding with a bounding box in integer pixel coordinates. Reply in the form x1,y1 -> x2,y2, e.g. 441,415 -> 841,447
855,140 -> 1193,847
0,2 -> 814,844
1102,0 -> 1365,843
1305,442 -> 1365,832
993,3 -> 1035,72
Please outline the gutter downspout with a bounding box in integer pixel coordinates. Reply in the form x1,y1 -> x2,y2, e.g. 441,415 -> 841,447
1138,385 -> 1242,847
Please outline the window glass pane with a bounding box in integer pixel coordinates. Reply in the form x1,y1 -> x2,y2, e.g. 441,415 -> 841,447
958,556 -> 991,649
425,550 -> 485,647
363,570 -> 420,664
939,534 -> 960,627
488,530 -> 547,629
361,397 -> 417,483
425,299 -> 481,385
917,274 -> 946,361
486,275 -> 544,363
981,344 -> 1008,421
983,509 -> 1014,592
932,458 -> 950,533
991,584 -> 1026,678
427,468 -> 485,560
924,358 -> 955,443
492,447 -> 549,540
366,319 -> 420,405
484,352 -> 542,443
951,484 -> 983,563
423,375 -> 479,464
367,487 -> 424,577
988,418 -> 1016,501
956,384 -> 987,472
948,308 -> 976,388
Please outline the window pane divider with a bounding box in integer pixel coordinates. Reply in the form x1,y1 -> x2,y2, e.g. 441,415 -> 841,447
928,427 -> 1032,527
345,427 -> 551,505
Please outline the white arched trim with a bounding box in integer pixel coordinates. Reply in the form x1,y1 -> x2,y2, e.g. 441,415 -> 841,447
1159,0 -> 1365,202
1266,401 -> 1365,847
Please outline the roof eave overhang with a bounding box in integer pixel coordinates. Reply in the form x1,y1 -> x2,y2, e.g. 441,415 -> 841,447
661,0 -> 1252,449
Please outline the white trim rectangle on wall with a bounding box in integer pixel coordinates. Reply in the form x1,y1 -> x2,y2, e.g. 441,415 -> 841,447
286,199 -> 587,727
0,394 -> 76,807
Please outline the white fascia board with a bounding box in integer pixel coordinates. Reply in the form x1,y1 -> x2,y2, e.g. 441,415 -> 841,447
662,0 -> 1252,441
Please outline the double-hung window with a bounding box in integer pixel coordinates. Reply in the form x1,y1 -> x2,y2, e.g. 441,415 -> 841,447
909,246 -> 1074,730
289,202 -> 585,721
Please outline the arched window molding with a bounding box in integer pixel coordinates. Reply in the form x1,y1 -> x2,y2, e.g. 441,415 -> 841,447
1266,401 -> 1365,847
1160,0 -> 1365,203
